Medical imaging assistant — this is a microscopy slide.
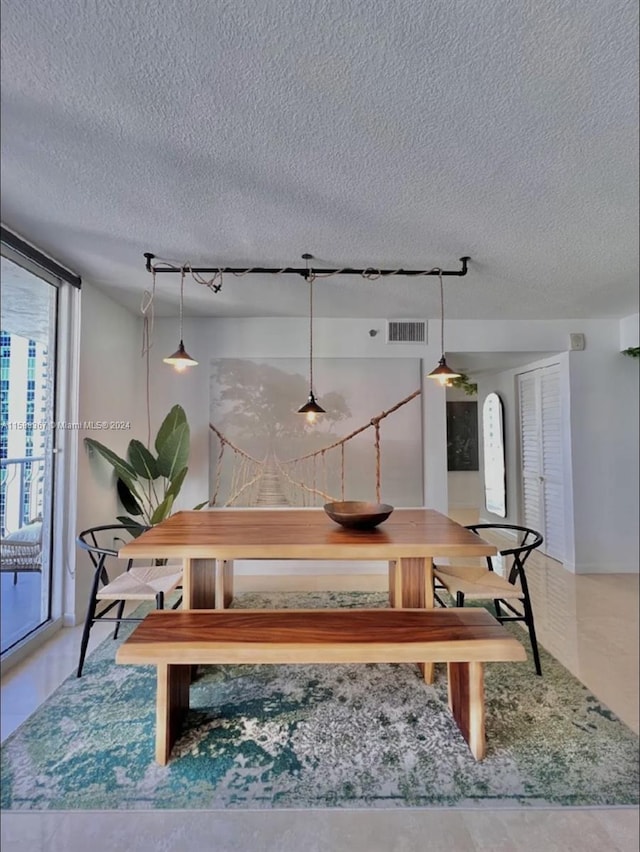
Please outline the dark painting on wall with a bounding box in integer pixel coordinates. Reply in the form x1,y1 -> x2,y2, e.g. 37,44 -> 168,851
447,401 -> 479,471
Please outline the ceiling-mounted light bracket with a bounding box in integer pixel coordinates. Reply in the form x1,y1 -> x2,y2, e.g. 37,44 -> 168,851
300,252 -> 313,280
143,252 -> 471,278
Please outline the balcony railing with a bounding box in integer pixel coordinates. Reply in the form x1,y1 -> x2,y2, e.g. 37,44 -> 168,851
0,456 -> 45,536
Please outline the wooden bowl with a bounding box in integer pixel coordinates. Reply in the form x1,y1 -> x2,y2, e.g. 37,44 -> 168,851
323,501 -> 394,530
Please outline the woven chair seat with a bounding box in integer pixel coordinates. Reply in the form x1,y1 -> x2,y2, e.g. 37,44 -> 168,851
97,564 -> 183,601
433,565 -> 523,600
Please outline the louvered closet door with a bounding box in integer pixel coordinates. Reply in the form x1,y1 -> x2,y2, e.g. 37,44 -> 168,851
518,364 -> 565,561
519,371 -> 542,533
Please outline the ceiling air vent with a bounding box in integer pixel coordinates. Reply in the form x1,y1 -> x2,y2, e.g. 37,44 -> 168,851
386,320 -> 427,344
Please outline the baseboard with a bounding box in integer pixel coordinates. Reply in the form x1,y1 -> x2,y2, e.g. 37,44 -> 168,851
572,562 -> 640,575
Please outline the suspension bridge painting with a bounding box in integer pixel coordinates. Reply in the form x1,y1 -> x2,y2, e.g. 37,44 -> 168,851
209,358 -> 424,508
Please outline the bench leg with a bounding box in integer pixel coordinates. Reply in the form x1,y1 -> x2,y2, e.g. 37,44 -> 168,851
156,663 -> 191,765
447,661 -> 486,760
389,557 -> 435,685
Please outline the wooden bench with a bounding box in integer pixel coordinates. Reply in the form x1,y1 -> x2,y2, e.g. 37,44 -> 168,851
116,607 -> 526,765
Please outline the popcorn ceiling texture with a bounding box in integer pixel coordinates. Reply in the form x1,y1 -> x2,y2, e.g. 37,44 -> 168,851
1,0 -> 638,319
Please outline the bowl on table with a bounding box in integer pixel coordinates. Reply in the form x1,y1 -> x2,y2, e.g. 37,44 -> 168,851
323,501 -> 394,530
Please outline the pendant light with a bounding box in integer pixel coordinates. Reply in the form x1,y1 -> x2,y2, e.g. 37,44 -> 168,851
427,270 -> 460,386
163,266 -> 198,372
297,256 -> 325,423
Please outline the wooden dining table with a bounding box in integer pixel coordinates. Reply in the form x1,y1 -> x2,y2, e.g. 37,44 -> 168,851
119,507 -> 497,682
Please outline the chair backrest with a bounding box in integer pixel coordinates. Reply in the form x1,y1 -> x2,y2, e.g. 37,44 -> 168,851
465,524 -> 544,588
77,524 -> 149,585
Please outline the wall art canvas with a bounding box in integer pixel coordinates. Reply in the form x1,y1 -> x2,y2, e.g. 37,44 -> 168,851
209,358 -> 423,508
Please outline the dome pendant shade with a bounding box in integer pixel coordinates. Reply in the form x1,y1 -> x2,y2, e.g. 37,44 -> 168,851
427,355 -> 461,386
297,391 -> 325,415
163,340 -> 198,371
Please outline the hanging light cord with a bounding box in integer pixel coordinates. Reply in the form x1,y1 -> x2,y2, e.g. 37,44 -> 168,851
308,268 -> 316,393
140,268 -> 158,447
179,266 -> 186,342
438,269 -> 445,356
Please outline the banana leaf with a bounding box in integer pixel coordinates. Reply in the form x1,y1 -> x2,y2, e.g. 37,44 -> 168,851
117,478 -> 143,516
84,438 -> 140,495
127,439 -> 159,480
166,466 -> 188,499
154,404 -> 187,456
150,494 -> 175,525
156,422 -> 189,480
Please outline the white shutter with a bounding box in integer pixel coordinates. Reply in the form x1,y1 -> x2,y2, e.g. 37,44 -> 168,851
540,365 -> 564,560
518,372 -> 542,532
518,364 -> 565,562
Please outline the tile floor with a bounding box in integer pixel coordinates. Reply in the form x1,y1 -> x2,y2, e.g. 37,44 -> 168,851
1,537 -> 638,851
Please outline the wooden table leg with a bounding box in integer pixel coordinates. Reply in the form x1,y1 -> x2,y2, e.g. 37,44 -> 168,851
388,560 -> 401,608
389,557 -> 435,684
447,661 -> 486,760
184,558 -> 217,609
215,559 -> 234,609
156,663 -> 190,765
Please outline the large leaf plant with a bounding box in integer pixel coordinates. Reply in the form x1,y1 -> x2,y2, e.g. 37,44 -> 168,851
85,404 -> 205,534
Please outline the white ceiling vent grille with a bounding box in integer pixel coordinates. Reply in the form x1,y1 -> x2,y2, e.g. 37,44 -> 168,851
386,320 -> 427,344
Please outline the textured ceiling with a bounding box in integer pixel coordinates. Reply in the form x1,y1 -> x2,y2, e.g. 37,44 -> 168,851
1,0 -> 638,319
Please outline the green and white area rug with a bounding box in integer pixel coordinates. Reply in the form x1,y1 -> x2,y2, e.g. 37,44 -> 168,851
1,592 -> 638,810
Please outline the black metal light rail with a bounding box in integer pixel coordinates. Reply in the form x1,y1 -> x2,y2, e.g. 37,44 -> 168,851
144,252 -> 470,278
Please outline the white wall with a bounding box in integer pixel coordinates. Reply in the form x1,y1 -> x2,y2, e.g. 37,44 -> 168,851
620,313 -> 639,350
69,283 -> 144,622
475,334 -> 639,573
448,471 -> 483,510
445,319 -> 616,353
568,349 -> 639,572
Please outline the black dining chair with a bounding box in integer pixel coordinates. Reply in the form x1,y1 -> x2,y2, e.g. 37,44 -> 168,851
433,523 -> 544,675
75,523 -> 182,677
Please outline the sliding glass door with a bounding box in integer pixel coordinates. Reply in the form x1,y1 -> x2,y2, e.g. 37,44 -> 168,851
0,256 -> 57,653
